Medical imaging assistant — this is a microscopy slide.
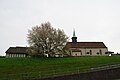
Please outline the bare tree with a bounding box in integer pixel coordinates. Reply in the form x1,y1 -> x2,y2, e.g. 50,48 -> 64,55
27,22 -> 69,57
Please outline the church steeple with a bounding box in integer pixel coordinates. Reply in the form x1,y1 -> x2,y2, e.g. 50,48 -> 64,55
72,29 -> 77,42
73,29 -> 76,37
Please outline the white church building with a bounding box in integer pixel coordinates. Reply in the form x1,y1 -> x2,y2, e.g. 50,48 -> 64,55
66,30 -> 110,56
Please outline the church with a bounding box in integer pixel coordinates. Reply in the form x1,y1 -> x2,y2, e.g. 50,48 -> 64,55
66,30 -> 109,56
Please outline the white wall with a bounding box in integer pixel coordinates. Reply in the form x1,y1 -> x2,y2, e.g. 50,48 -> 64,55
6,54 -> 26,57
72,52 -> 82,56
71,48 -> 108,56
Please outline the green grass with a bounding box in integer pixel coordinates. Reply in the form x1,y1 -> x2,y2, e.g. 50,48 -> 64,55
0,56 -> 120,79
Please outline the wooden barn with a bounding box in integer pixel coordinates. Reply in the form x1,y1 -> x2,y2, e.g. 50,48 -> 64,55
6,47 -> 28,57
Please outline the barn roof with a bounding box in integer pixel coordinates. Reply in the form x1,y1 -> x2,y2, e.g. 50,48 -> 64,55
66,42 -> 107,48
6,47 -> 28,54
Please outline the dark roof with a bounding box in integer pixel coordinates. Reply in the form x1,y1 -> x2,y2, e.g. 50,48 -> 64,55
66,42 -> 107,48
106,51 -> 114,54
6,47 -> 28,54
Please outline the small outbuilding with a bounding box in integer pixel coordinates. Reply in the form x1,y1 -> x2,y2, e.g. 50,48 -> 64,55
6,47 -> 28,57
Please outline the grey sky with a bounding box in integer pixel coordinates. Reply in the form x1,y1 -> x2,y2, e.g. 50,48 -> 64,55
0,0 -> 120,56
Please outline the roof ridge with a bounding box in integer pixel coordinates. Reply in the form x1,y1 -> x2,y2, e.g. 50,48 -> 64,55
66,42 -> 107,48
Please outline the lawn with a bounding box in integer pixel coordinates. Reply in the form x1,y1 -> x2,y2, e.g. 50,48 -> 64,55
0,56 -> 120,79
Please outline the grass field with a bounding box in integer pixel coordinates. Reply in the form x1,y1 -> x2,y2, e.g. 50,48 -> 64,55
0,56 -> 120,79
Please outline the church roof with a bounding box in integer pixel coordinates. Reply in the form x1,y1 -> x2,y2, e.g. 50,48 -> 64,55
6,47 -> 28,54
66,42 -> 107,48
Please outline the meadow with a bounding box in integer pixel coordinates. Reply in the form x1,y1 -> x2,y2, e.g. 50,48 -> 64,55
0,56 -> 120,79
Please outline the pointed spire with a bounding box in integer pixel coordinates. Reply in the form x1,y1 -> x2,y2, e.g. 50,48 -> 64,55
72,29 -> 77,42
73,29 -> 76,37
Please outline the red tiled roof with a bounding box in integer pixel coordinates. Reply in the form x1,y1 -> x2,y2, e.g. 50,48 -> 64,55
6,47 -> 28,54
66,42 -> 107,48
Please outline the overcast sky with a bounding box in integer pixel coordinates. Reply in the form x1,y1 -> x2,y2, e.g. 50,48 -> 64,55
0,0 -> 120,56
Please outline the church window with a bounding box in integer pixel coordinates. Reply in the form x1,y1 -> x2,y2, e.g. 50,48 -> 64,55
90,50 -> 92,55
100,50 -> 102,55
86,52 -> 89,54
75,54 -> 77,56
97,52 -> 99,55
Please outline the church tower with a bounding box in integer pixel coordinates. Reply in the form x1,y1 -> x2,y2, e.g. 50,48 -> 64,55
72,29 -> 77,42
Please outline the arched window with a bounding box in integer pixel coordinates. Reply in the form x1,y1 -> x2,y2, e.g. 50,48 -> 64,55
90,50 -> 92,55
100,50 -> 102,55
75,54 -> 77,56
